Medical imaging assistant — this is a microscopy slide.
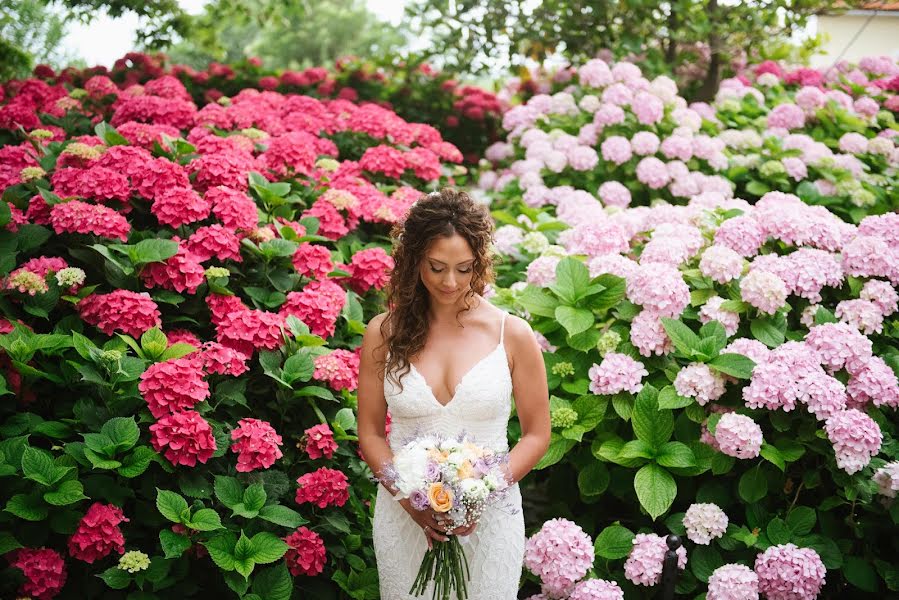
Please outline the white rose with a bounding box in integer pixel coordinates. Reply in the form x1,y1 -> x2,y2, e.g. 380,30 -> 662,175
461,479 -> 489,502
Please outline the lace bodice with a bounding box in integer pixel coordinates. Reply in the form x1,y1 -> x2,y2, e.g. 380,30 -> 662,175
383,311 -> 513,453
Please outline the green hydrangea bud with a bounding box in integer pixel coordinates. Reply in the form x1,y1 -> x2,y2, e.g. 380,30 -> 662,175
835,178 -> 862,195
6,270 -> 48,295
205,266 -> 230,279
596,330 -> 622,356
239,127 -> 268,140
759,160 -> 785,177
28,129 -> 54,140
550,407 -> 578,429
100,350 -> 123,363
55,267 -> 86,288
217,96 -> 232,106
850,189 -> 876,208
551,361 -> 575,377
118,550 -> 151,573
20,166 -> 46,182
69,88 -> 88,99
315,157 -> 340,172
62,142 -> 104,160
520,231 -> 549,254
541,244 -> 568,259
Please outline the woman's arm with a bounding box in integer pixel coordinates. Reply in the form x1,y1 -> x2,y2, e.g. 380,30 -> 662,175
357,313 -> 398,495
357,313 -> 452,545
504,315 -> 551,485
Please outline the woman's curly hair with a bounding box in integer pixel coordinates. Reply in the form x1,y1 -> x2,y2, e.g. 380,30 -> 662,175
377,188 -> 496,391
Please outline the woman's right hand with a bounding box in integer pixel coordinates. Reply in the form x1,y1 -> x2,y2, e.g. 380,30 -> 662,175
398,498 -> 450,549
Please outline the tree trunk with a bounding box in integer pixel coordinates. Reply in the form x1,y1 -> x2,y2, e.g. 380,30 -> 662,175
695,0 -> 722,102
665,8 -> 678,65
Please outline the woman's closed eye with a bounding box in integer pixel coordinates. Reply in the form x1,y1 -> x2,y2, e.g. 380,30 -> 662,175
430,267 -> 472,273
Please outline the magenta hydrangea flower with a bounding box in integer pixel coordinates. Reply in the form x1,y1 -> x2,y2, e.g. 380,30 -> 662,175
588,352 -> 648,395
9,547 -> 68,600
149,410 -> 217,467
708,564 -> 759,600
754,544 -> 825,600
295,467 -> 349,508
624,533 -> 687,586
67,502 -> 129,563
524,518 -> 594,598
714,413 -> 763,459
824,408 -> 882,474
313,349 -> 360,392
139,356 -> 209,418
683,502 -> 728,545
230,418 -> 284,472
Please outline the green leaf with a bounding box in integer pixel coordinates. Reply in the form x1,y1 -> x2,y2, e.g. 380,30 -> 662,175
249,532 -> 289,564
233,532 -> 256,579
258,504 -> 307,528
658,385 -> 695,409
589,274 -> 626,311
102,417 -> 140,453
572,395 -> 606,431
619,439 -> 654,460
140,327 -> 169,358
132,238 -> 179,264
738,467 -> 768,503
767,517 -> 791,545
215,475 -> 244,507
690,545 -> 724,583
518,286 -> 558,317
204,532 -> 238,572
99,566 -> 132,589
845,556 -> 878,592
786,507 -> 816,536
634,463 -> 677,520
660,318 -> 703,358
551,256 -> 590,304
283,352 -> 314,382
333,407 -> 356,433
21,446 -> 58,486
117,446 -> 156,478
632,385 -> 673,450
707,353 -> 756,379
260,238 -> 298,258
5,493 -> 48,521
44,480 -> 88,506
760,443 -> 785,472
158,342 -> 198,361
656,442 -> 697,468
555,305 -> 594,336
751,317 -> 785,348
800,534 -> 842,569
243,483 -> 267,513
594,524 -> 635,560
252,564 -> 293,600
534,432 -> 576,469
577,461 -> 609,496
188,508 -> 224,531
156,489 -> 189,524
159,529 -> 192,559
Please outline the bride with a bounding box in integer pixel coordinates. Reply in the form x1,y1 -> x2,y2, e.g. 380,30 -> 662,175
357,188 -> 551,599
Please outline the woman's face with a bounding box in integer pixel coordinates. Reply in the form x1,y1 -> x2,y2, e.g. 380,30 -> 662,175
418,233 -> 475,304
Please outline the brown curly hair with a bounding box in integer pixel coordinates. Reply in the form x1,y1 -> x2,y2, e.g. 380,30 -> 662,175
377,188 -> 496,391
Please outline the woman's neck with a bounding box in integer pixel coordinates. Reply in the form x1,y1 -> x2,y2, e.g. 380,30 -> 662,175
427,293 -> 481,326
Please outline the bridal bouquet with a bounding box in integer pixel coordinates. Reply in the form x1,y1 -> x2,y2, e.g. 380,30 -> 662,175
386,434 -> 512,600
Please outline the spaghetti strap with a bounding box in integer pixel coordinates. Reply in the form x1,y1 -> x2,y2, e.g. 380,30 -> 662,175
499,311 -> 507,344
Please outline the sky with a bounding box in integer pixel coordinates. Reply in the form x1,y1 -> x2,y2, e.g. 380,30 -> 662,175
59,0 -> 406,67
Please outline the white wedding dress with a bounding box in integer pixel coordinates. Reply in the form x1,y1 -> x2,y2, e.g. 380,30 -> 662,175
373,311 -> 525,599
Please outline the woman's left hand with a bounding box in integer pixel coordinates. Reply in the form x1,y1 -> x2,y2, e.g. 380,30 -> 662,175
439,517 -> 477,537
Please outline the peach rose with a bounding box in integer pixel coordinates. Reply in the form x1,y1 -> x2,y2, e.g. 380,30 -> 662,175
427,482 -> 454,513
456,461 -> 474,480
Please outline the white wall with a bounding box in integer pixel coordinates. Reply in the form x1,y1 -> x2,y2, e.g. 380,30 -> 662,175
812,12 -> 899,68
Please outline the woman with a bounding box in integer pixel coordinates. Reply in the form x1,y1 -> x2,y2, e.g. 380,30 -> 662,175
357,188 -> 551,599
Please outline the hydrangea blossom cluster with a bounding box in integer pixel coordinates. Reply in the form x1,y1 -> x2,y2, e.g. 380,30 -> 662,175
707,564 -> 759,600
624,533 -> 687,586
523,518 -> 595,597
588,352 -> 648,395
283,526 -> 327,576
303,423 -> 339,460
67,502 -> 129,563
8,547 -> 68,600
230,417 -> 284,472
294,467 -> 350,508
754,544 -> 825,600
682,502 -> 729,544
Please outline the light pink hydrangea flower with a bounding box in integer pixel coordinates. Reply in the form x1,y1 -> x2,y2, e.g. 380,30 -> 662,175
588,352 -> 649,395
739,269 -> 787,315
715,413 -> 763,459
700,245 -> 745,284
683,502 -> 728,545
624,533 -> 687,586
708,564 -> 759,600
824,408 -> 882,474
524,518 -> 595,598
873,461 -> 899,498
754,544 -> 825,600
